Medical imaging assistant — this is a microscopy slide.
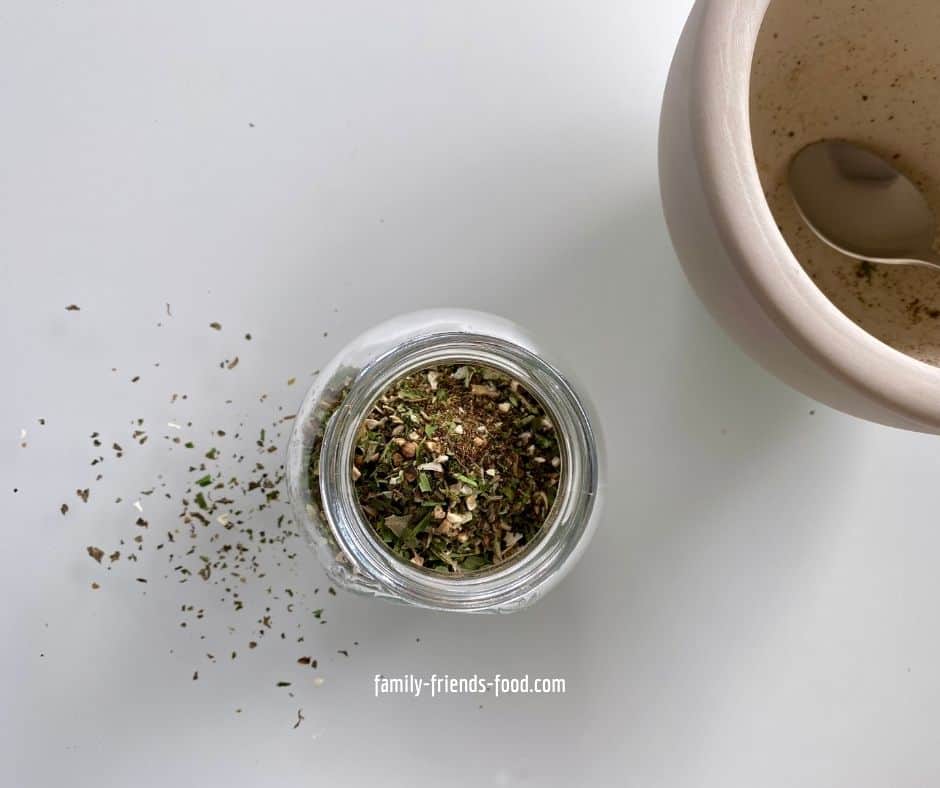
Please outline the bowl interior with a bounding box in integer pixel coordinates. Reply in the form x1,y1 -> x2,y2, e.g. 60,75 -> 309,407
750,0 -> 940,367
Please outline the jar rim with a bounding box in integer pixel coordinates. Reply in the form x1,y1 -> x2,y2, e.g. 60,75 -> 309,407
316,331 -> 600,612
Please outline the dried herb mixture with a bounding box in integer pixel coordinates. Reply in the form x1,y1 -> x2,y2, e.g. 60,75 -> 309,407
352,364 -> 561,573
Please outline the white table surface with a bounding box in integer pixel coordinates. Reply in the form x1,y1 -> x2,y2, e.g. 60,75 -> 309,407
5,2 -> 940,786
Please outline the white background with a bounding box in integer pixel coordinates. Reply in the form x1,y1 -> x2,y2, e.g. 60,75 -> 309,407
4,1 -> 940,786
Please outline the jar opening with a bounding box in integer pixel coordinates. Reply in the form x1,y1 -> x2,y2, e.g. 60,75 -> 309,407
315,332 -> 599,612
340,360 -> 565,579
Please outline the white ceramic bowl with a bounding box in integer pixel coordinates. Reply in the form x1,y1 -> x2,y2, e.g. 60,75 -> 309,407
659,0 -> 940,433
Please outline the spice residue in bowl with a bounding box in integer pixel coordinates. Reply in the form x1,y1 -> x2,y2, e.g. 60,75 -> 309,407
751,0 -> 940,366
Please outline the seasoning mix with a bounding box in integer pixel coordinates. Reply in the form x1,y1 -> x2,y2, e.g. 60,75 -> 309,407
352,364 -> 561,573
290,309 -> 602,613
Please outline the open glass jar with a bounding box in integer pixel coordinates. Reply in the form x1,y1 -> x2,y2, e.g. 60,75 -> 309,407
286,309 -> 602,613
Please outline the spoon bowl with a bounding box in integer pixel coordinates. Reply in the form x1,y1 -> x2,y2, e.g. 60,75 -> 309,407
788,141 -> 940,270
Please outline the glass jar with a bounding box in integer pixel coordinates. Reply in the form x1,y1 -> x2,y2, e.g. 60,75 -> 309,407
286,309 -> 602,613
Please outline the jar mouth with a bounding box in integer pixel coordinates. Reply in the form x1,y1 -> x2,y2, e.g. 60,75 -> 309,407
316,332 -> 600,612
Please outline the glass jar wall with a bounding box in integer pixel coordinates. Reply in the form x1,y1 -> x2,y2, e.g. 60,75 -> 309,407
286,309 -> 602,613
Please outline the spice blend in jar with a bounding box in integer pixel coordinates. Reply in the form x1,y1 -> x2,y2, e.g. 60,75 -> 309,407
351,364 -> 561,574
288,309 -> 602,612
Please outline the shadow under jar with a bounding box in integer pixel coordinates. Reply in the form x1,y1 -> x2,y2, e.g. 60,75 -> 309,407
286,310 -> 603,613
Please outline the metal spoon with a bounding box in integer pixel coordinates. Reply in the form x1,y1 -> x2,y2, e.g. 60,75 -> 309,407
788,140 -> 940,271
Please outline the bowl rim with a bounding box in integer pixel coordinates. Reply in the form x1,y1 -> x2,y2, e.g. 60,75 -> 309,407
692,0 -> 940,429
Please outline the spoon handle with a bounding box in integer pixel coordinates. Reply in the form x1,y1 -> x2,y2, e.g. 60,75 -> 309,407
918,255 -> 940,272
862,255 -> 940,272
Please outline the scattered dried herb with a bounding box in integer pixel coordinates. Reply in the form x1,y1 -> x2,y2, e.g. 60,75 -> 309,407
38,313 -> 357,719
351,364 -> 561,573
65,304 -> 80,311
